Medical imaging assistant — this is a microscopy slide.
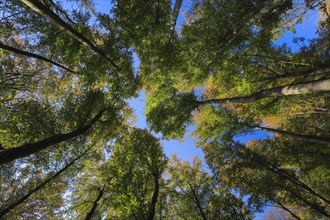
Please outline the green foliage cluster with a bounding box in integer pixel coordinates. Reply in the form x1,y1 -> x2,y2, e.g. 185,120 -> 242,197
0,0 -> 329,219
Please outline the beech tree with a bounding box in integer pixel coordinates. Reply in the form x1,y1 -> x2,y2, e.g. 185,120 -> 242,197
165,155 -> 252,219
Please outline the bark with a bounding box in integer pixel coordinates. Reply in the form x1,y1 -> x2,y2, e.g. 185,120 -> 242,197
242,123 -> 330,145
278,183 -> 330,218
255,67 -> 330,82
84,187 -> 105,220
0,108 -> 109,165
21,0 -> 119,70
0,41 -> 75,73
47,0 -> 76,24
273,199 -> 302,220
0,146 -> 92,218
248,150 -> 330,206
169,0 -> 183,41
187,182 -> 207,220
267,164 -> 330,205
147,175 -> 160,220
197,79 -> 330,105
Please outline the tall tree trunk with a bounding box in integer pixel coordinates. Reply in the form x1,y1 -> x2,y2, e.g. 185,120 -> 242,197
0,108 -> 109,165
242,123 -> 330,145
247,150 -> 330,206
0,146 -> 92,218
147,175 -> 160,220
169,0 -> 183,42
84,187 -> 105,220
187,182 -> 207,220
278,183 -> 330,218
272,198 -> 302,220
0,41 -> 75,73
242,149 -> 330,218
21,0 -> 119,70
255,67 -> 330,82
198,79 -> 330,105
267,164 -> 330,205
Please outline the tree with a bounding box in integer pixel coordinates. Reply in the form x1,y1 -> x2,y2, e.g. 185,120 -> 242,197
103,128 -> 167,219
0,41 -> 75,73
165,155 -> 252,219
1,0 -> 329,219
64,128 -> 167,219
0,90 -> 128,164
21,0 -> 119,69
197,78 -> 330,105
200,139 -> 330,218
0,143 -> 94,218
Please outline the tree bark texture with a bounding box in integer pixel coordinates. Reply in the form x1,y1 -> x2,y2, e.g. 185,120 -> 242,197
0,41 -> 75,73
198,79 -> 330,105
0,108 -> 109,165
84,187 -> 105,220
169,0 -> 183,41
147,176 -> 160,220
0,146 -> 92,218
243,123 -> 330,145
21,0 -> 119,70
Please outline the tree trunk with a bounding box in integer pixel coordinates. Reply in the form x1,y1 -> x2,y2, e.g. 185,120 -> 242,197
0,146 -> 92,218
273,199 -> 302,220
0,108 -> 109,165
279,183 -> 330,218
187,182 -> 207,220
239,149 -> 330,218
248,150 -> 330,206
268,164 -> 330,205
198,79 -> 330,105
242,123 -> 330,145
169,0 -> 183,41
84,187 -> 105,220
21,0 -> 119,70
0,41 -> 75,73
255,67 -> 330,82
147,175 -> 160,220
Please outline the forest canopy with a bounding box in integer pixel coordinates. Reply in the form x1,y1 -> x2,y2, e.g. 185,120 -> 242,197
0,0 -> 329,219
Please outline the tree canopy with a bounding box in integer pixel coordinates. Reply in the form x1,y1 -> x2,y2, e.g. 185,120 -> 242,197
0,0 -> 329,219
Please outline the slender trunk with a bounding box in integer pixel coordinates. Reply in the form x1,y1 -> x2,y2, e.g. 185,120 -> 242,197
239,150 -> 330,218
0,108 -> 109,165
187,182 -> 207,220
84,187 -> 105,220
169,0 -> 183,41
242,123 -> 330,145
0,146 -> 92,218
277,203 -> 301,220
267,164 -> 330,205
21,0 -> 119,70
278,183 -> 330,218
47,0 -> 76,24
147,175 -> 160,220
255,67 -> 330,82
197,79 -> 330,105
273,199 -> 302,220
249,150 -> 330,205
0,41 -> 75,73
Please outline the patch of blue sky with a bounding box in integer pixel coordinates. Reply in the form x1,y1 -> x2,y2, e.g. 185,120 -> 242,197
274,9 -> 319,51
128,92 -> 206,163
